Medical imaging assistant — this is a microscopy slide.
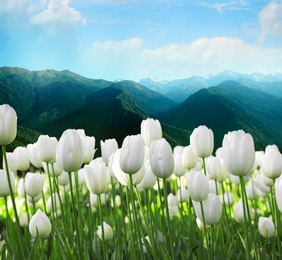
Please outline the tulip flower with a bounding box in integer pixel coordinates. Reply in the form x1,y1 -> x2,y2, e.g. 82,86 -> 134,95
0,104 -> 17,145
222,130 -> 255,176
13,146 -> 30,172
97,222 -> 113,241
119,134 -> 145,175
27,143 -> 42,169
57,129 -> 83,173
4,152 -> 18,173
141,118 -> 162,146
101,138 -> 118,165
186,171 -> 209,202
29,209 -> 52,238
137,160 -> 157,190
84,161 -> 108,195
181,146 -> 198,171
113,149 -> 144,186
258,217 -> 275,239
275,177 -> 282,214
46,193 -> 61,213
193,193 -> 222,225
37,135 -> 57,163
25,172 -> 44,197
17,178 -> 25,197
81,136 -> 96,164
223,191 -> 234,206
176,188 -> 189,202
150,138 -> 174,179
262,149 -> 282,179
206,156 -> 222,180
58,171 -> 69,187
234,199 -> 249,224
190,125 -> 214,158
173,153 -> 186,177
0,169 -> 15,197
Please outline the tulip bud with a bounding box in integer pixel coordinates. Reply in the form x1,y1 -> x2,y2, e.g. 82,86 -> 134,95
196,217 -> 210,230
258,217 -> 275,239
181,145 -> 198,171
206,156 -> 222,180
57,129 -> 83,172
97,222 -> 113,241
262,149 -> 282,179
101,138 -> 118,165
113,149 -> 144,186
4,152 -> 18,173
190,125 -> 214,158
186,171 -> 209,202
222,130 -> 255,176
0,104 -> 17,145
46,193 -> 61,213
25,172 -> 44,197
119,134 -> 145,175
0,169 -> 15,197
58,171 -> 69,187
173,153 -> 186,177
275,177 -> 282,214
234,199 -> 249,223
17,178 -> 25,197
141,118 -> 162,146
29,209 -> 52,238
14,146 -> 30,172
81,136 -> 96,164
150,138 -> 174,179
137,160 -> 157,190
27,143 -> 42,169
193,193 -> 222,225
223,191 -> 234,206
84,161 -> 108,195
176,188 -> 189,202
37,135 -> 57,163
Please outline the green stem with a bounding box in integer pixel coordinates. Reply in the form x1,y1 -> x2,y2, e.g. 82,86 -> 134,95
271,179 -> 281,256
200,201 -> 210,254
179,177 -> 184,218
239,176 -> 251,260
163,178 -> 175,257
125,185 -> 136,259
68,172 -> 82,258
98,194 -> 108,260
2,145 -> 26,257
46,163 -> 55,220
202,158 -> 207,175
129,174 -> 145,259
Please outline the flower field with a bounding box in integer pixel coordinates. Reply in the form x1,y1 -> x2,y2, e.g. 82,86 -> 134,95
0,104 -> 282,259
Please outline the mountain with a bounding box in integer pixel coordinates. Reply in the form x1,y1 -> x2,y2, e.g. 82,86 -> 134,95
45,87 -> 189,150
140,71 -> 282,103
140,76 -> 208,103
161,81 -> 282,149
0,66 -> 113,124
0,67 -> 187,151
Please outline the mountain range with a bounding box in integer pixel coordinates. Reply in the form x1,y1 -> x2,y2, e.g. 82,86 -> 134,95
0,66 -> 282,155
140,71 -> 282,103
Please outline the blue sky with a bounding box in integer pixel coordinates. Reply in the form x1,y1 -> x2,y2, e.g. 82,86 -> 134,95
0,0 -> 282,81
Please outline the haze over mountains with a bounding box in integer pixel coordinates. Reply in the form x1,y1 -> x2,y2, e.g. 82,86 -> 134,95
1,66 -> 282,152
140,71 -> 282,103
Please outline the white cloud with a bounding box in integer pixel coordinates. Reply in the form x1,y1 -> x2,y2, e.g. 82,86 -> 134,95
258,1 -> 282,40
31,0 -> 86,26
82,36 -> 282,80
199,0 -> 250,13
